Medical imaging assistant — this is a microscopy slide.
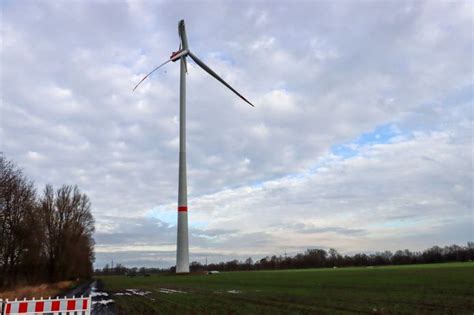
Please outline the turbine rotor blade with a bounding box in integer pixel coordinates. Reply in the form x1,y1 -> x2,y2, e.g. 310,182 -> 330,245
133,49 -> 188,91
178,20 -> 189,50
133,59 -> 172,91
188,51 -> 254,107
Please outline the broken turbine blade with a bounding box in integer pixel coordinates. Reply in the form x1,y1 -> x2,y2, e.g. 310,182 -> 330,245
133,59 -> 172,91
133,50 -> 189,91
188,51 -> 254,107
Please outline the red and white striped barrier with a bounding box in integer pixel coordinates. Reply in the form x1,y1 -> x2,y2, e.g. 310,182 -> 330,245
1,296 -> 91,315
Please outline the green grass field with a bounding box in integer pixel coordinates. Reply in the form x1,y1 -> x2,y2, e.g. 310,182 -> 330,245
99,262 -> 474,314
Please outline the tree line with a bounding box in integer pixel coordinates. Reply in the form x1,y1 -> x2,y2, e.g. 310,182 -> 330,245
0,155 -> 95,287
95,243 -> 474,275
194,243 -> 474,272
94,263 -> 164,276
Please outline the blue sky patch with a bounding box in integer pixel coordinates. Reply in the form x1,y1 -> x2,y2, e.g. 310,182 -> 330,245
147,206 -> 176,226
331,123 -> 401,158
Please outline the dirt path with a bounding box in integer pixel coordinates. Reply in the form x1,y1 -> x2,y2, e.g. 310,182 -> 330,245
90,279 -> 117,315
59,280 -> 93,298
63,280 -> 116,315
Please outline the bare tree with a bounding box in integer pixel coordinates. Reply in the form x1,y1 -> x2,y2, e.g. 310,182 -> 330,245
0,155 -> 95,287
0,155 -> 37,286
40,185 -> 95,281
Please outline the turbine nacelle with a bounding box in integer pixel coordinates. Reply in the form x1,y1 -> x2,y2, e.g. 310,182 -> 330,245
170,49 -> 188,62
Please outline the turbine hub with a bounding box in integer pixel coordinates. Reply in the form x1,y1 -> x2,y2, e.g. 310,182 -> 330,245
170,49 -> 187,62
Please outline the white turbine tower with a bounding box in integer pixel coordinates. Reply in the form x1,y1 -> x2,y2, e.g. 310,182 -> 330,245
134,20 -> 254,273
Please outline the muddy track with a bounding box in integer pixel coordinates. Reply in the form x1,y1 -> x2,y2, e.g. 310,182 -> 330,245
62,279 -> 117,314
59,280 -> 93,298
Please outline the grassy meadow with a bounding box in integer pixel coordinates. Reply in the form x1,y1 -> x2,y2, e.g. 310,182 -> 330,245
98,262 -> 474,314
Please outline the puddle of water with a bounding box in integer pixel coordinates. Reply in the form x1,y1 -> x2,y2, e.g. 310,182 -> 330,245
227,290 -> 241,294
125,289 -> 151,296
91,292 -> 108,297
93,299 -> 115,305
158,288 -> 186,294
114,292 -> 132,296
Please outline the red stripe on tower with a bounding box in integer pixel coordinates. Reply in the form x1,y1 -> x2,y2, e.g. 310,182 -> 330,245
178,206 -> 188,212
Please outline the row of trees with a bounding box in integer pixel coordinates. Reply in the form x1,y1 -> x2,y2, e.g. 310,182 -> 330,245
95,264 -> 165,276
0,155 -> 95,287
191,243 -> 474,272
94,243 -> 474,275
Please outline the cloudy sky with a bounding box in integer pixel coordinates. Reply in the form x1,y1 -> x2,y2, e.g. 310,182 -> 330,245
1,0 -> 472,268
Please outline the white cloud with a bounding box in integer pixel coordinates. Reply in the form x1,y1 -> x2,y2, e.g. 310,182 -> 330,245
249,36 -> 275,51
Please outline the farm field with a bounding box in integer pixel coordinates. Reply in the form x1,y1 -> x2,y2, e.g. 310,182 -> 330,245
99,262 -> 474,314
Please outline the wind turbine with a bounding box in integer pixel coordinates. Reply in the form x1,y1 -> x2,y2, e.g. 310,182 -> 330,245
133,20 -> 254,273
